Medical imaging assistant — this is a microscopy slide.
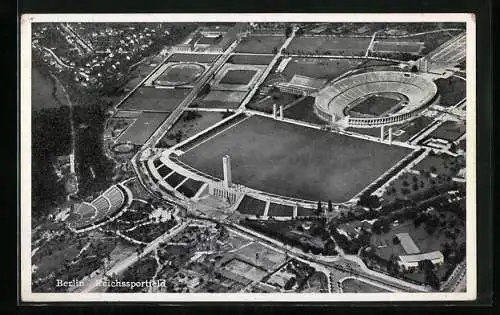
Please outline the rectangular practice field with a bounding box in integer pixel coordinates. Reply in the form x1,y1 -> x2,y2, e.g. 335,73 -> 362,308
116,111 -> 169,145
372,40 -> 424,54
427,120 -> 466,141
286,36 -> 371,56
180,115 -> 410,202
220,69 -> 258,85
228,54 -> 274,65
167,53 -> 220,63
234,35 -> 286,54
282,57 -> 363,80
119,87 -> 191,112
197,91 -> 246,109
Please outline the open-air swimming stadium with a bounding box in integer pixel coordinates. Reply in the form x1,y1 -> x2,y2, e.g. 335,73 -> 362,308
314,71 -> 438,128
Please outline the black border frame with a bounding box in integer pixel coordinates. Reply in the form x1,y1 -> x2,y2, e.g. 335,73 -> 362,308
16,0 -> 493,311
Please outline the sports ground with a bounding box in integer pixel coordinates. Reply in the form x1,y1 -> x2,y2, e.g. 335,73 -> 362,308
154,63 -> 205,86
167,53 -> 220,63
286,36 -> 371,56
116,112 -> 170,145
234,35 -> 286,54
281,57 -> 363,80
119,87 -> 191,112
179,115 -> 410,202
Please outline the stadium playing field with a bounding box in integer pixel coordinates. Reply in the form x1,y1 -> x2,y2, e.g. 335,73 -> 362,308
119,87 -> 191,111
348,93 -> 405,117
180,115 -> 410,202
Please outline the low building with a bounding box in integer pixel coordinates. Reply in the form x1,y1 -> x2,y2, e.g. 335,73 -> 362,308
398,251 -> 445,270
396,232 -> 421,254
275,74 -> 327,96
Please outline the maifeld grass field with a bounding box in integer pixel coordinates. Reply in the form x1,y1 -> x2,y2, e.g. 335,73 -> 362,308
180,115 -> 410,202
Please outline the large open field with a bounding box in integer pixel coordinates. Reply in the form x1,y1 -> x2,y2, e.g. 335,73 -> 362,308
281,57 -> 363,80
286,36 -> 371,56
235,35 -> 286,54
119,87 -> 191,111
116,111 -> 170,145
180,115 -> 411,202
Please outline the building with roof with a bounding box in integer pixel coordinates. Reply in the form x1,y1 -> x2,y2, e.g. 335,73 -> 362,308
275,75 -> 327,96
398,251 -> 444,270
396,233 -> 421,254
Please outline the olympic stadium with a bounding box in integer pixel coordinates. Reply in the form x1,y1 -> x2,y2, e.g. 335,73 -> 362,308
314,71 -> 438,128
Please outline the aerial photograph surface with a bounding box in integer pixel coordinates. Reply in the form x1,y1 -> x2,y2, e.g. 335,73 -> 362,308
27,19 -> 468,297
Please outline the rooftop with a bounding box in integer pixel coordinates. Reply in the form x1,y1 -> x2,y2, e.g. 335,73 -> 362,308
396,232 -> 421,254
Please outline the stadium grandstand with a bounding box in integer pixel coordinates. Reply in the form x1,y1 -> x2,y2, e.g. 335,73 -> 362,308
275,74 -> 328,96
67,185 -> 128,230
314,71 -> 437,127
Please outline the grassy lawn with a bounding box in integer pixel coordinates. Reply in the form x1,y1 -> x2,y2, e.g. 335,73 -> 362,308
236,195 -> 266,215
341,278 -> 390,293
220,69 -> 257,85
180,115 -> 410,202
247,91 -> 298,113
156,111 -> 226,148
372,40 -> 424,54
427,120 -> 466,141
268,203 -> 294,217
235,35 -> 286,54
282,57 -> 362,80
392,116 -> 435,142
196,90 -> 246,110
284,96 -> 325,125
119,87 -> 191,111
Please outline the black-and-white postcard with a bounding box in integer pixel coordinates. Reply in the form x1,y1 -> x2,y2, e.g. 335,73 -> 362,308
20,13 -> 476,302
